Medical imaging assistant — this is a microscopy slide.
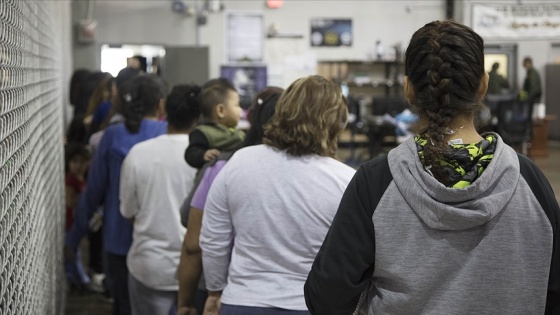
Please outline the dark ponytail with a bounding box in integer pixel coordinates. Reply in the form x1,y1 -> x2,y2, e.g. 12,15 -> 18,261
165,84 -> 202,131
123,75 -> 165,133
242,87 -> 283,147
404,20 -> 485,168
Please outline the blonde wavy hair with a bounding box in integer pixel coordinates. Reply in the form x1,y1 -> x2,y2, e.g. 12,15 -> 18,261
263,75 -> 348,157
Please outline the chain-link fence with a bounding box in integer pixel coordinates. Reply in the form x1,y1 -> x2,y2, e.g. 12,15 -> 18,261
1,0 -> 70,314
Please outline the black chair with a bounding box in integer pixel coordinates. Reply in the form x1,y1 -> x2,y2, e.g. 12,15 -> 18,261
339,95 -> 368,165
371,96 -> 408,117
479,93 -> 517,133
496,98 -> 534,155
366,96 -> 409,157
485,93 -> 516,119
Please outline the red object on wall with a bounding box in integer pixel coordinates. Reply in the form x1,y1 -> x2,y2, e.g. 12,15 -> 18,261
266,0 -> 283,9
78,19 -> 97,43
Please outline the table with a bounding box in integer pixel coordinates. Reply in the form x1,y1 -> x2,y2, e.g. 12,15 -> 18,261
528,115 -> 557,158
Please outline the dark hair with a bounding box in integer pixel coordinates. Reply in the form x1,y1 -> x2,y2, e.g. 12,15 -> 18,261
166,84 -> 202,131
116,67 -> 141,88
263,75 -> 348,157
86,74 -> 114,116
69,69 -> 92,113
241,87 -> 283,147
123,75 -> 166,133
200,78 -> 236,118
143,74 -> 169,97
98,79 -> 132,130
492,62 -> 499,71
66,114 -> 88,145
404,20 -> 485,168
86,74 -> 116,135
64,143 -> 91,173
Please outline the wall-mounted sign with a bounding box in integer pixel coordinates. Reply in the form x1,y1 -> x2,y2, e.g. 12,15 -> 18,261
220,65 -> 267,109
310,18 -> 352,47
226,12 -> 264,62
472,3 -> 560,39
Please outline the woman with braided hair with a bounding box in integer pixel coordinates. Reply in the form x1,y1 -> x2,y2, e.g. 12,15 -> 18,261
305,20 -> 560,314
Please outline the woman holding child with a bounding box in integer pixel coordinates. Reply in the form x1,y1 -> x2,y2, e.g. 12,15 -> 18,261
198,76 -> 356,315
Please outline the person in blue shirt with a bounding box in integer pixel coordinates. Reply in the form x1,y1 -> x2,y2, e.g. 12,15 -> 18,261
66,75 -> 168,315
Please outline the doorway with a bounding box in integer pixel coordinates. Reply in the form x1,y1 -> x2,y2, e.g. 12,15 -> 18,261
100,44 -> 209,88
484,44 -> 518,93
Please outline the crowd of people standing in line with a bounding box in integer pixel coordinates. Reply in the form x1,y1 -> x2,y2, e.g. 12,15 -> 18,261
63,20 -> 558,315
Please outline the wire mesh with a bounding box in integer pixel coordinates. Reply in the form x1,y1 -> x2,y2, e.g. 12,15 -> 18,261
0,0 -> 67,314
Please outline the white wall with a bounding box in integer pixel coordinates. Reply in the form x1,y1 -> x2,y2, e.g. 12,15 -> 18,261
84,0 -> 445,85
462,0 -> 560,92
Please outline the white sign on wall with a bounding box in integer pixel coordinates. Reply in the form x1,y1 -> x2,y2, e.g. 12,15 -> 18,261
226,11 -> 264,63
472,3 -> 560,39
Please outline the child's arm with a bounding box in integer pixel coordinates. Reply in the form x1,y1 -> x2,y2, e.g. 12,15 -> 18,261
119,151 -> 140,222
204,149 -> 221,162
185,129 -> 211,168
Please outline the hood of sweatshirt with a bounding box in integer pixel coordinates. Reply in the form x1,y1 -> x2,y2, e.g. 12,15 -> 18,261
388,134 -> 520,231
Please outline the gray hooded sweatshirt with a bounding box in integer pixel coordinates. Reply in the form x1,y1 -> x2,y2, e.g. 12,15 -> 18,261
305,134 -> 560,314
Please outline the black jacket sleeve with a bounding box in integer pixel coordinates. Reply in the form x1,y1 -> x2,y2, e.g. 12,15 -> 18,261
304,155 -> 392,315
185,129 -> 210,169
518,154 -> 560,315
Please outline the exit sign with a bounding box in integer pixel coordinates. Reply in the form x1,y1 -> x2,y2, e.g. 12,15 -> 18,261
266,0 -> 283,9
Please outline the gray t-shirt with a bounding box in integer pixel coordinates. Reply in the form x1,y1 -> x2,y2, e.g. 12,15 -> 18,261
200,144 -> 355,310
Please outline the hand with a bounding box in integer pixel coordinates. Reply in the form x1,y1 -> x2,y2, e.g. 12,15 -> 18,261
177,306 -> 198,315
203,149 -> 220,162
202,294 -> 221,315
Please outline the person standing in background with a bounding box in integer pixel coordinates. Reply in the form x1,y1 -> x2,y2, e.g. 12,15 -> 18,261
487,62 -> 509,95
521,57 -> 542,104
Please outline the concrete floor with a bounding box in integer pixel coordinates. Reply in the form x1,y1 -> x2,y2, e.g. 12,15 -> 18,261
64,142 -> 560,315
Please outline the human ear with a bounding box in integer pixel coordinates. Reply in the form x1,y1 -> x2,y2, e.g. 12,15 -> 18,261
404,76 -> 416,105
477,72 -> 489,100
216,104 -> 226,119
157,99 -> 166,119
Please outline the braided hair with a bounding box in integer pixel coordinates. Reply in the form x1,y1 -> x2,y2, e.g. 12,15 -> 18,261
123,75 -> 166,133
405,20 -> 485,168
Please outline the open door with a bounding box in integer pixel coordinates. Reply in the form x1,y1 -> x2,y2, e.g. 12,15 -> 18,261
545,64 -> 560,140
484,44 -> 517,92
